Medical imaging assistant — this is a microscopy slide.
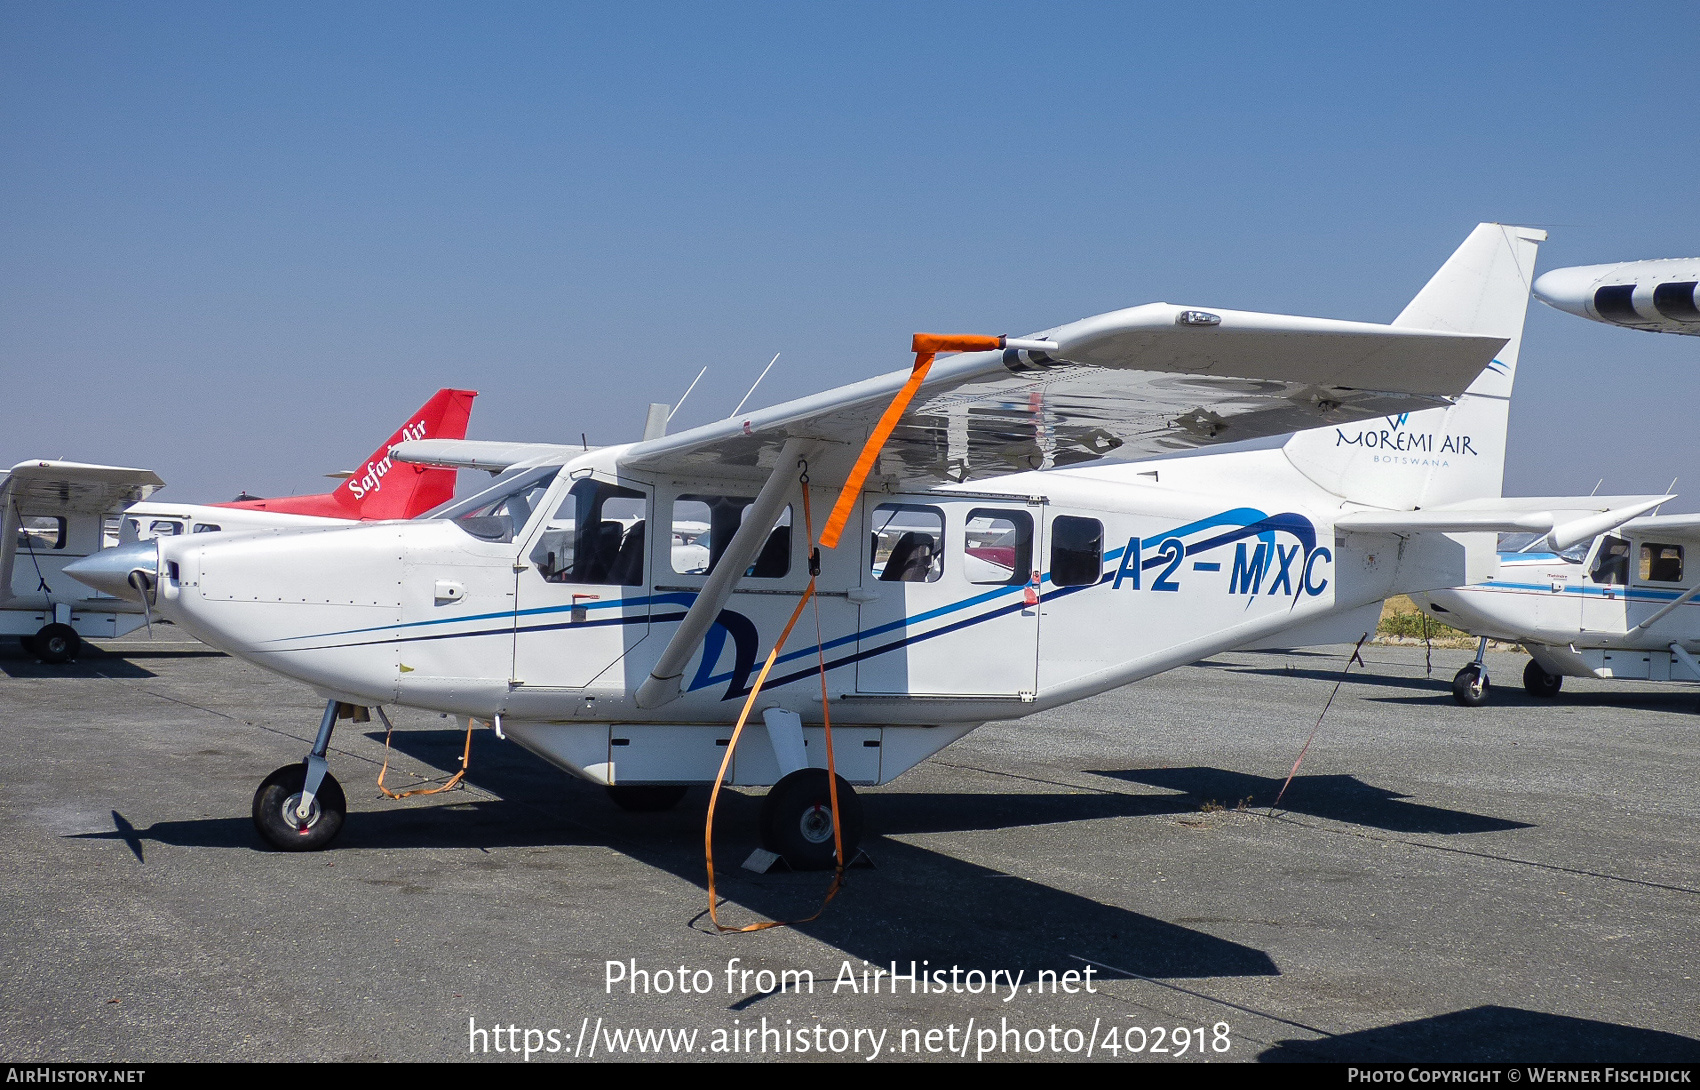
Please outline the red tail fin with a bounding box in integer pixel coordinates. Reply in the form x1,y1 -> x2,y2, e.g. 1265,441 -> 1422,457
214,389 -> 477,521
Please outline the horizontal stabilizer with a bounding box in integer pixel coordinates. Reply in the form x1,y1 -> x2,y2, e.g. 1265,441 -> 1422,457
391,438 -> 590,473
1336,495 -> 1671,551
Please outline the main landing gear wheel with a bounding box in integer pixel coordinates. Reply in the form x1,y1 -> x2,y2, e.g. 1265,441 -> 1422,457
605,784 -> 688,812
1523,659 -> 1563,698
759,768 -> 863,871
32,623 -> 80,664
253,763 -> 346,851
1452,664 -> 1489,707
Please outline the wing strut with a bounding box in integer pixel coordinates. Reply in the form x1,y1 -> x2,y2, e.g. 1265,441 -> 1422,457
633,437 -> 813,710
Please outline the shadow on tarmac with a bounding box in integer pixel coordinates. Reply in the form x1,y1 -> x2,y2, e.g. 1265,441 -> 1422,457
1258,1005 -> 1700,1062
1093,767 -> 1532,834
71,726 -> 1281,982
1227,660 -> 1700,715
0,638 -> 224,679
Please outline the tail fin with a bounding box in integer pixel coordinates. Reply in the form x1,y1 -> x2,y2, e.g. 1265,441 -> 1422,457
1282,224 -> 1545,508
216,388 -> 478,520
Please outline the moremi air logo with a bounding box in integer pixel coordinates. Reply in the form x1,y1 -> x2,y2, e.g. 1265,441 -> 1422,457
1333,412 -> 1475,466
347,419 -> 429,498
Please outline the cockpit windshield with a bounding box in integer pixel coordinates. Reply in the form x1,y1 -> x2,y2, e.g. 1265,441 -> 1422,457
428,465 -> 562,543
1496,531 -> 1589,564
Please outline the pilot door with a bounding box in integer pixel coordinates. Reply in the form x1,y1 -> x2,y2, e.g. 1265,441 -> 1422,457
855,496 -> 1041,697
512,477 -> 652,688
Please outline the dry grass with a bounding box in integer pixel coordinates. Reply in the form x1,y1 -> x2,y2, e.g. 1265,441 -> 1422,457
1374,594 -> 1483,648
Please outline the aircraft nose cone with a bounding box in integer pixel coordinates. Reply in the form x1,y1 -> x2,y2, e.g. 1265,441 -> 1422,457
63,540 -> 159,603
1532,264 -> 1612,317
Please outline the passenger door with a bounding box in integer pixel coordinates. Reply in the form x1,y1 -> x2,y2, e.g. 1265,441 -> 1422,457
854,496 -> 1040,697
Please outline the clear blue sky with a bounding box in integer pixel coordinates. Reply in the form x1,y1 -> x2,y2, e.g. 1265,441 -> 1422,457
3,2 -> 1696,504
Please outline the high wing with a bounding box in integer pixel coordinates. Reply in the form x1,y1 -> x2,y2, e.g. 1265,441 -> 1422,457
0,459 -> 164,514
1619,512 -> 1700,541
617,302 -> 1506,489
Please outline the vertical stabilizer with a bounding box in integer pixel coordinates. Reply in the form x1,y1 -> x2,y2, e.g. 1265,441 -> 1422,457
1282,223 -> 1545,509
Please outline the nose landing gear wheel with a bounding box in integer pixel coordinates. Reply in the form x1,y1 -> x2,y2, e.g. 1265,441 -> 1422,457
253,763 -> 346,851
606,784 -> 689,812
1523,659 -> 1563,698
1452,663 -> 1489,706
759,768 -> 863,871
32,623 -> 80,664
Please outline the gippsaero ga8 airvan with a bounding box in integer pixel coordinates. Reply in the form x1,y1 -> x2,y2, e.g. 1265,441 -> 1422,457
69,224 -> 1666,868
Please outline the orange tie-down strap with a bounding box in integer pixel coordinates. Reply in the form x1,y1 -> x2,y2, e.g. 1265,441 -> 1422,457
377,708 -> 474,799
817,334 -> 1006,549
706,335 -> 1006,932
705,478 -> 846,932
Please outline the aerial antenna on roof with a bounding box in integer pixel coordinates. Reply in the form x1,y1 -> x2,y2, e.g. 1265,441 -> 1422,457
1590,479 -> 1602,496
669,366 -> 708,422
729,353 -> 780,419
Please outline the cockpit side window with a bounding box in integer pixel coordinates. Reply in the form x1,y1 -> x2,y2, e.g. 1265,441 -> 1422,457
434,465 -> 561,543
1590,535 -> 1630,585
531,478 -> 648,585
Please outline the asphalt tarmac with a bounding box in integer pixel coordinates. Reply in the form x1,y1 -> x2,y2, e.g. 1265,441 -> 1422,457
1,635 -> 1696,1063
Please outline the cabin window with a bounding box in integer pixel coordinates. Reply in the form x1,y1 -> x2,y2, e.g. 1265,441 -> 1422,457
1639,542 -> 1684,583
963,508 -> 1033,586
15,516 -> 66,551
1590,536 -> 1630,585
532,479 -> 648,585
1593,284 -> 1640,324
149,520 -> 184,536
439,465 -> 559,544
192,523 -> 221,534
670,495 -> 791,577
1652,281 -> 1699,323
870,504 -> 943,583
1050,516 -> 1104,587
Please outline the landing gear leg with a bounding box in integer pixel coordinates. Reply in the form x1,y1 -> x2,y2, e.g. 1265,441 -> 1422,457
1452,637 -> 1490,707
252,699 -> 349,851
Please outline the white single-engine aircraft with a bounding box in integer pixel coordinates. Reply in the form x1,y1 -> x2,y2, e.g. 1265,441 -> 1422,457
70,224 -> 1667,867
2,460 -> 164,662
1412,517 -> 1700,706
1534,258 -> 1700,336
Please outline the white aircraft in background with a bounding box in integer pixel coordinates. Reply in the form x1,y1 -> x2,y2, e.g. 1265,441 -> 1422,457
71,224 -> 1664,870
1534,258 -> 1700,335
11,389 -> 475,664
1,460 -> 164,662
1412,516 -> 1700,706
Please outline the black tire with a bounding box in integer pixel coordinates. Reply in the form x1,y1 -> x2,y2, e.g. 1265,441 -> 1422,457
252,763 -> 346,851
34,623 -> 80,664
606,784 -> 688,812
759,768 -> 863,871
1452,664 -> 1489,707
1523,658 -> 1563,698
